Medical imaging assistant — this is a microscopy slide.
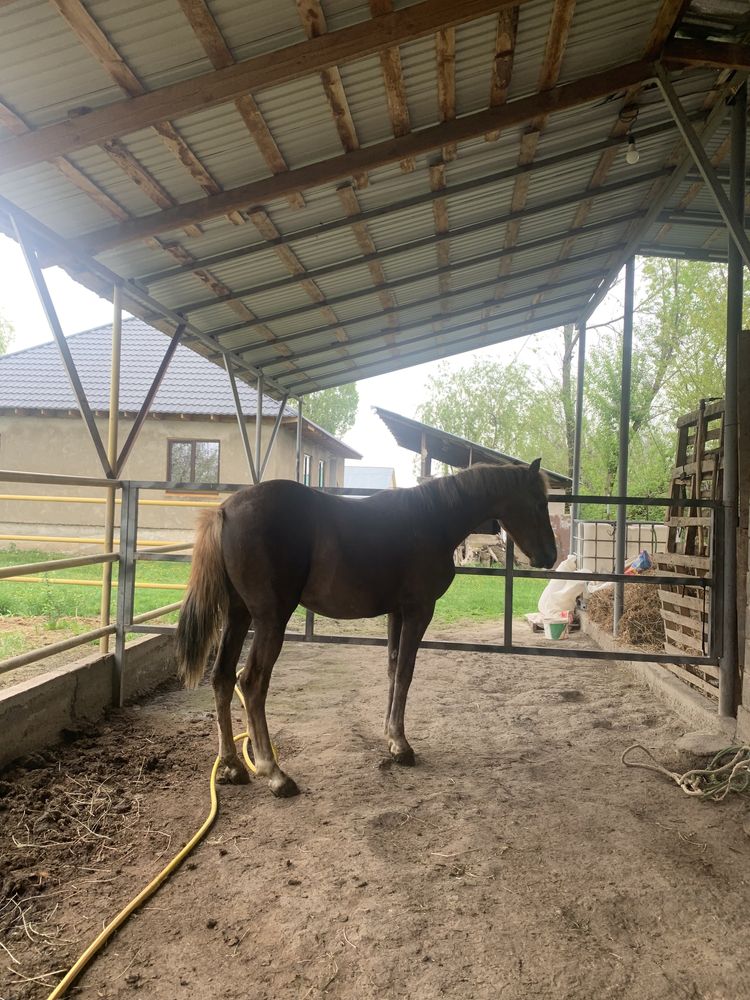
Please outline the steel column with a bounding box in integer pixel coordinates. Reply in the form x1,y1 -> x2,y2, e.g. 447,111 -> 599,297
255,371 -> 264,481
296,397 -> 303,482
259,394 -> 289,480
719,82 -> 746,716
116,323 -> 185,475
11,216 -> 114,477
114,482 -> 139,707
224,356 -> 258,484
613,258 -> 635,635
571,320 -> 586,557
100,285 -> 122,653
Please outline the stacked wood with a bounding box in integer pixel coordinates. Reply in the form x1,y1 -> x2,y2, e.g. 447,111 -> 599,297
655,399 -> 723,699
455,533 -> 506,567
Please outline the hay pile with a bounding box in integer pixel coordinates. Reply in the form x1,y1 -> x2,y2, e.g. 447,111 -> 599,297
586,576 -> 665,651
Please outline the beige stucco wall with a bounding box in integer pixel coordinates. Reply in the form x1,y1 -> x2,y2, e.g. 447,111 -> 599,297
0,413 -> 346,550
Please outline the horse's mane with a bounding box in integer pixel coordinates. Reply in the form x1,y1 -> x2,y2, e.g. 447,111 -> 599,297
411,462 -> 539,517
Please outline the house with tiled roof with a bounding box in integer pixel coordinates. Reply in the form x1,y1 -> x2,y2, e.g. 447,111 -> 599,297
0,318 -> 359,548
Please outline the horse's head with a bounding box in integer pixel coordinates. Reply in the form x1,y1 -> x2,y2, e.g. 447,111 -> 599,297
498,458 -> 558,569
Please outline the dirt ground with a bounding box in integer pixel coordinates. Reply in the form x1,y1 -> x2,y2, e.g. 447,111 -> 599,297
1,622 -> 749,1000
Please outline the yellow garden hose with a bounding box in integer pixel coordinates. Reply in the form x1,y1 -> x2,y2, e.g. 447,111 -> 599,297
46,688 -> 268,999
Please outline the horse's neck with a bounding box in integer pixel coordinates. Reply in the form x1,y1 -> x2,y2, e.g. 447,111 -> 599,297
432,467 -> 515,547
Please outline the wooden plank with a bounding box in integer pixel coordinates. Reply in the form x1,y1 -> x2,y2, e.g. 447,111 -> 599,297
485,5 -> 519,141
0,0 -> 530,174
656,551 -> 711,569
658,589 -> 709,613
665,516 -> 712,527
76,60 -> 654,253
664,624 -> 705,653
660,607 -> 707,631
662,660 -> 719,694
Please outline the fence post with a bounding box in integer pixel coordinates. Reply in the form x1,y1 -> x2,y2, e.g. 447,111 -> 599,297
114,483 -> 139,707
504,538 -> 514,651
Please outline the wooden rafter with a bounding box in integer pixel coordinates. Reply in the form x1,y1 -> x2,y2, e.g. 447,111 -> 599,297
296,0 -> 366,187
336,184 -> 399,346
489,0 -> 576,304
436,27 -> 456,160
486,6 -> 519,141
75,59 -> 654,254
176,0 -> 304,210
429,162 -> 451,332
0,0 -> 519,175
530,0 -> 692,310
49,0 -> 239,229
369,0 -> 416,172
247,207 -> 350,348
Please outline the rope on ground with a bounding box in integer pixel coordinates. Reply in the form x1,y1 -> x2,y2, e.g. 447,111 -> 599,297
46,686 -> 271,1000
621,743 -> 750,800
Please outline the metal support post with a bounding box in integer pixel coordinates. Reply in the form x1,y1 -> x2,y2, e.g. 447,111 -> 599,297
259,394 -> 289,480
571,320 -> 586,558
656,65 -> 750,270
100,286 -> 122,653
613,258 -> 635,635
225,356 -> 258,484
114,482 -> 139,707
296,397 -> 303,482
255,372 -> 264,481
11,216 -> 114,477
305,610 -> 315,640
503,537 -> 514,651
719,82 -> 746,717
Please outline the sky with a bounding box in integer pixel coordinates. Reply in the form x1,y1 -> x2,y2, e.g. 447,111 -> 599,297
0,233 -> 618,487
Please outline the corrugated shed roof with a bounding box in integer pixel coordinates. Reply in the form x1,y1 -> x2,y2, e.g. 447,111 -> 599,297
374,406 -> 572,488
0,0 -> 743,400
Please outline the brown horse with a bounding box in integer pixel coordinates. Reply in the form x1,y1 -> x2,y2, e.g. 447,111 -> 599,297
175,460 -> 557,797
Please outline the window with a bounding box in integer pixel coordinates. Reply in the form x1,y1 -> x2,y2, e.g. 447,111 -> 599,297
318,460 -> 325,488
168,439 -> 220,484
302,453 -> 312,486
329,458 -> 338,486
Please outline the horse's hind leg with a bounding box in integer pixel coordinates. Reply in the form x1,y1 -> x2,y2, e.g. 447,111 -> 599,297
237,617 -> 299,798
211,603 -> 251,784
384,612 -> 402,734
387,605 -> 434,766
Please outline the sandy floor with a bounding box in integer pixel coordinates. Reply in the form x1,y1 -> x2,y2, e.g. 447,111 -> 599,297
1,623 -> 749,1000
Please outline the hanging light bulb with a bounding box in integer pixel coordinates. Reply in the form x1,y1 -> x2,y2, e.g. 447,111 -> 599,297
625,133 -> 640,165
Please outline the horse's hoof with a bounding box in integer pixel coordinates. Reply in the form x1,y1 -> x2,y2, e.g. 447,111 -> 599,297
390,745 -> 416,767
217,761 -> 250,785
270,774 -> 300,798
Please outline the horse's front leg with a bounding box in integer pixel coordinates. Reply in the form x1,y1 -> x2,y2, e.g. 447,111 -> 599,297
384,611 -> 402,734
386,605 -> 434,765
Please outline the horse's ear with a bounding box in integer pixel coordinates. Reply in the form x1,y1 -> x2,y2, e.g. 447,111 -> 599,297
528,457 -> 541,476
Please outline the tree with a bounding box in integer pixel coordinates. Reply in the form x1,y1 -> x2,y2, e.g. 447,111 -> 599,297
417,358 -> 567,472
0,313 -> 13,355
303,383 -> 359,438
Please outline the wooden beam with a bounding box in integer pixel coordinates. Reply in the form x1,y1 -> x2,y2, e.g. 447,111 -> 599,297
177,0 -> 304,210
77,59 -> 654,253
485,6 -> 519,140
296,0 -> 365,185
663,37 -> 750,71
0,0 -> 522,175
370,0 -> 416,172
644,0 -> 690,59
50,0 -> 240,221
436,27 -> 456,160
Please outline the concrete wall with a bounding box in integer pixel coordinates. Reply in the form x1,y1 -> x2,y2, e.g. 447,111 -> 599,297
0,413 -> 346,549
0,635 -> 175,769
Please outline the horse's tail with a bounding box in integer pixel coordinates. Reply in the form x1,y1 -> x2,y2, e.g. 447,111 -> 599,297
175,507 -> 229,688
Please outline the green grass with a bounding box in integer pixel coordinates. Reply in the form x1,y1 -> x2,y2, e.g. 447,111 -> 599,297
0,550 -> 546,660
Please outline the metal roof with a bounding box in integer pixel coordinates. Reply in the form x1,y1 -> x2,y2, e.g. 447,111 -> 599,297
374,405 -> 572,487
0,0 -> 746,400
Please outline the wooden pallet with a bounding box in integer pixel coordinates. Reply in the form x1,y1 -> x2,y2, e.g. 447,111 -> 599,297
655,399 -> 723,698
